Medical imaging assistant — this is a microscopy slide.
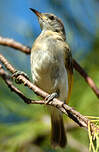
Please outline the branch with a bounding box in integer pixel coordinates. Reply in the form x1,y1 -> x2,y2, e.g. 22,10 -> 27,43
0,36 -> 30,54
0,53 -> 98,133
0,65 -> 43,104
73,59 -> 99,98
0,36 -> 99,98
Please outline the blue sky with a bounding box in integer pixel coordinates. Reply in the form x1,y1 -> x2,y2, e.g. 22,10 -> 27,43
0,0 -> 98,70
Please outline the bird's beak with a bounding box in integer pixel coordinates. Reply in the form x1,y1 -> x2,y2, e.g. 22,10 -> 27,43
30,8 -> 46,20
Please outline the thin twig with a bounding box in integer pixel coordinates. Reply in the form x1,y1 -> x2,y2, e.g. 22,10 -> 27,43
0,36 -> 99,98
73,59 -> 99,98
0,53 -> 98,133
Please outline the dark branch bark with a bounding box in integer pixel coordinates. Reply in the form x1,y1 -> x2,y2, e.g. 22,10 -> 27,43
0,36 -> 99,98
0,53 -> 98,133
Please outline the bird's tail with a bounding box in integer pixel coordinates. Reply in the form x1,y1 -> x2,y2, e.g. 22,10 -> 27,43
50,107 -> 67,148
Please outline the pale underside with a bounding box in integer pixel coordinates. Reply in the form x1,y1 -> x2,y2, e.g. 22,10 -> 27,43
31,32 -> 68,102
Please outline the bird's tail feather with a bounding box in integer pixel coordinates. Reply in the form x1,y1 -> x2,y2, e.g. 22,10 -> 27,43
50,107 -> 67,148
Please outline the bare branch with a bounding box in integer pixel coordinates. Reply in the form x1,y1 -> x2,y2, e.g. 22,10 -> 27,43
0,53 -> 98,133
0,65 -> 43,104
0,36 -> 30,54
0,53 -> 15,73
73,59 -> 99,98
0,36 -> 99,98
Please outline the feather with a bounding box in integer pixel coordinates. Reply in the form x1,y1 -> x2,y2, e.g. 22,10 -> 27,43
66,69 -> 73,104
64,45 -> 73,104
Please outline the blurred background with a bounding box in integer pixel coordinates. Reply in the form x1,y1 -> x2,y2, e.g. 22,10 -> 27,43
0,0 -> 99,152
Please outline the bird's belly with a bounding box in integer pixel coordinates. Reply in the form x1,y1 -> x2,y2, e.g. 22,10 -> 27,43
31,51 -> 68,101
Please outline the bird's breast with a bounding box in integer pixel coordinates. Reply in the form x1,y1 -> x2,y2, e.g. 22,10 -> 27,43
31,49 -> 57,91
31,51 -> 68,101
31,35 -> 68,100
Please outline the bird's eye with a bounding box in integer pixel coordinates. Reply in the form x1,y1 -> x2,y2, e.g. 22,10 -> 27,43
49,16 -> 54,20
55,29 -> 59,33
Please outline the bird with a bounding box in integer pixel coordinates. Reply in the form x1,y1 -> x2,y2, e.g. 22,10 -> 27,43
30,8 -> 73,148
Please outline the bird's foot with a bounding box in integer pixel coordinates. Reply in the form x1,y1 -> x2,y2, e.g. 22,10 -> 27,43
45,92 -> 59,104
12,70 -> 29,84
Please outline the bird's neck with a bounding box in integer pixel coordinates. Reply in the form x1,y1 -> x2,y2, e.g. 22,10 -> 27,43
41,29 -> 66,41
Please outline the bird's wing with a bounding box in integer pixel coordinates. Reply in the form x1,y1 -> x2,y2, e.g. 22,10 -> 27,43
64,44 -> 73,104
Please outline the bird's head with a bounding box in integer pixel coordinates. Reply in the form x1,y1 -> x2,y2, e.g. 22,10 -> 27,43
30,8 -> 66,40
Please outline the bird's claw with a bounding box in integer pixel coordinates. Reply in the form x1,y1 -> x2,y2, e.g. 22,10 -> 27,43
45,92 -> 58,104
12,70 -> 29,84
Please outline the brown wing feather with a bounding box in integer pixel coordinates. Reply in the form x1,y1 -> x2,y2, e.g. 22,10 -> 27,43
64,44 -> 73,104
66,67 -> 73,104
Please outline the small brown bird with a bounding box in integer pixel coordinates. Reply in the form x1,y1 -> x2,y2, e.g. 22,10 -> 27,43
30,8 -> 73,148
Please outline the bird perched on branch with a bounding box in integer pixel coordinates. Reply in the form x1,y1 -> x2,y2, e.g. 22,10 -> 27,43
30,8 -> 73,148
